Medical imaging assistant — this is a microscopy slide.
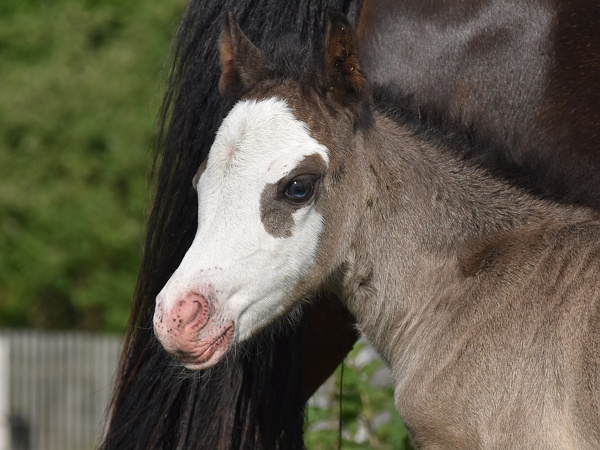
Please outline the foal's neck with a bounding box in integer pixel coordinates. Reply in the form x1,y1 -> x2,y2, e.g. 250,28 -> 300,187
339,110 -> 579,362
369,113 -> 554,244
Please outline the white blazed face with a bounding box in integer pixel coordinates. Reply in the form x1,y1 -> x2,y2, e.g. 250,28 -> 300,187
153,97 -> 330,369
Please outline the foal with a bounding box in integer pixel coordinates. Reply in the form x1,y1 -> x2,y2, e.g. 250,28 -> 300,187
154,13 -> 600,448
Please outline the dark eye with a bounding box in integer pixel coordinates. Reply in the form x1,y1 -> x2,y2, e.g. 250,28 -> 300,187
284,177 -> 315,203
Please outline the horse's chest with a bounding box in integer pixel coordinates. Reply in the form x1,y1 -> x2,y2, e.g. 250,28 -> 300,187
389,326 -> 573,449
393,362 -> 541,449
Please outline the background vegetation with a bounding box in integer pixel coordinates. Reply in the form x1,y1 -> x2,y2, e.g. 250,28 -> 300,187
0,1 -> 412,447
307,342 -> 414,450
0,0 -> 186,331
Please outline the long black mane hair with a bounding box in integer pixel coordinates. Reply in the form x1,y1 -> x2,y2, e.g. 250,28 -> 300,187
101,1 -> 361,449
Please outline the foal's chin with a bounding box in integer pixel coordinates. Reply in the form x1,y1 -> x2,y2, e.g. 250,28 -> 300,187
181,323 -> 235,370
155,318 -> 236,370
175,328 -> 233,370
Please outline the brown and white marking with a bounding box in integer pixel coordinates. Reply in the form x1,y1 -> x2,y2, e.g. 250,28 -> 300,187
153,96 -> 333,368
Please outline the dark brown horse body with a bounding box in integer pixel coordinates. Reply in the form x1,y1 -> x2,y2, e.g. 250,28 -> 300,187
103,1 -> 600,448
358,0 -> 600,208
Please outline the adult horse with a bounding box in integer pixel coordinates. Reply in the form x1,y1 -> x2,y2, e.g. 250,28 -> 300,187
102,0 -> 600,448
155,12 -> 600,447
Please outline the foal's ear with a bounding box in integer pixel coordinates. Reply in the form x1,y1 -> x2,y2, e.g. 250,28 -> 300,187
323,12 -> 366,107
219,13 -> 273,97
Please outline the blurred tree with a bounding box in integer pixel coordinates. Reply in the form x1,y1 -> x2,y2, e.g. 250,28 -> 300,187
0,0 -> 187,331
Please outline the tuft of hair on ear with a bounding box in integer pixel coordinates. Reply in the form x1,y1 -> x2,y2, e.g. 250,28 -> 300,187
322,11 -> 368,109
218,12 -> 274,98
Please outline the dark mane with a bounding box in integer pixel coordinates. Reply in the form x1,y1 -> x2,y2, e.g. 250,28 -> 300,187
372,84 -> 486,163
371,84 -> 591,206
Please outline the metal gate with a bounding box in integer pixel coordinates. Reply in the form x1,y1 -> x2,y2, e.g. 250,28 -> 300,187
0,330 -> 121,450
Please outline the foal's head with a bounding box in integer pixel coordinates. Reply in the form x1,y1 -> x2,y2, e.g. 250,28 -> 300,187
153,12 -> 370,368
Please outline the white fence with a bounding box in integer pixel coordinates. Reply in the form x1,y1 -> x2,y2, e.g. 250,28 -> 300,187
0,330 -> 122,450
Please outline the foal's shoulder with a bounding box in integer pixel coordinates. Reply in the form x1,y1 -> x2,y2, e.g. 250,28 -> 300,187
459,211 -> 600,280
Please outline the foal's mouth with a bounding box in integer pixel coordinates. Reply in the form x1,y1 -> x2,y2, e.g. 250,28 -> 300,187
178,323 -> 235,370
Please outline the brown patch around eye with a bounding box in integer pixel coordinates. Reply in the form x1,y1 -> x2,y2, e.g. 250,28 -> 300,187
260,182 -> 295,238
259,153 -> 328,238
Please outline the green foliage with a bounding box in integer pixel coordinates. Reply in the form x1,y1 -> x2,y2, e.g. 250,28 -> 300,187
0,0 -> 187,331
306,342 -> 415,449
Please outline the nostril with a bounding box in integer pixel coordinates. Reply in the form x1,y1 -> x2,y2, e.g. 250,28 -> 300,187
176,293 -> 210,332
